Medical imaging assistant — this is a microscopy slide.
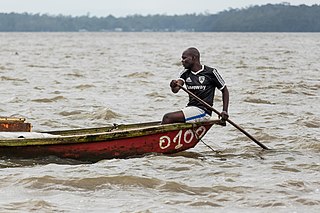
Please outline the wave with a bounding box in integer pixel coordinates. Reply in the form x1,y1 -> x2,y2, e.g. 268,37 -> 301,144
123,71 -> 155,78
74,84 -> 96,90
65,72 -> 85,78
31,96 -> 66,103
303,120 -> 320,129
2,199 -> 55,212
295,117 -> 319,128
91,108 -> 122,120
243,98 -> 275,104
17,174 -> 254,199
146,92 -> 167,98
27,64 -> 48,68
58,110 -> 85,116
0,76 -> 28,82
19,175 -> 161,191
256,66 -> 283,70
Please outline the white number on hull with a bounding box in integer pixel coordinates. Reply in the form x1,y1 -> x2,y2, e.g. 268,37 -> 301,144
159,126 -> 206,150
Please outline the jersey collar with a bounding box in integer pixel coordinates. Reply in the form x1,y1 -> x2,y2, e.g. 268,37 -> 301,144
191,65 -> 204,75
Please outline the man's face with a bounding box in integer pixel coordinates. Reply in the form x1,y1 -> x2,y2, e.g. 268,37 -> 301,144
181,51 -> 194,69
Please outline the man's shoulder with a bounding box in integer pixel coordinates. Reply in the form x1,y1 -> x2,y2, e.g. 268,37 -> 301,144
203,65 -> 216,72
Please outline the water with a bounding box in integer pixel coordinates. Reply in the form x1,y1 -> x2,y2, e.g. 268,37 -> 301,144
0,32 -> 319,212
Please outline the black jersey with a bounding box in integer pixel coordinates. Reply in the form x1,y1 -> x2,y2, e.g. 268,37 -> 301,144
178,65 -> 225,115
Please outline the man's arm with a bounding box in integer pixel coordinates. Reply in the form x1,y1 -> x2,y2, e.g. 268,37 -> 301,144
221,86 -> 229,120
170,79 -> 184,93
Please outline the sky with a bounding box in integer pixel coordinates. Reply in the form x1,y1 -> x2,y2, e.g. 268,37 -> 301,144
0,0 -> 318,17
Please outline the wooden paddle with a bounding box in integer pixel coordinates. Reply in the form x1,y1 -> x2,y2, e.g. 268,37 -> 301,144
177,84 -> 270,150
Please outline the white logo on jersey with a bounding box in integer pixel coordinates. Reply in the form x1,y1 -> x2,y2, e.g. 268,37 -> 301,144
199,76 -> 205,84
186,77 -> 192,82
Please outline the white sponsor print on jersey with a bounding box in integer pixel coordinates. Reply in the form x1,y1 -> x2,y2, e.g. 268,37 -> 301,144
186,77 -> 192,82
187,85 -> 206,90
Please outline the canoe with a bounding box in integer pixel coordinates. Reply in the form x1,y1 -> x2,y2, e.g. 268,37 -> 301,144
0,119 -> 224,161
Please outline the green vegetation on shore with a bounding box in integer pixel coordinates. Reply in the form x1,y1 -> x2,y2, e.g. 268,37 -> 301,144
0,3 -> 319,32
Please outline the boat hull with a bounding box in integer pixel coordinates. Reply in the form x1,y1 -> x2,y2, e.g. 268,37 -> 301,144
0,120 -> 222,161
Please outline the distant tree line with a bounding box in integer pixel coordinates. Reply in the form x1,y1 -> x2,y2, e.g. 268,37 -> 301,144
0,3 -> 319,32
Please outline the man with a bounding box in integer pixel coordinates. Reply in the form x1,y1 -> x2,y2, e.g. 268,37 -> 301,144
161,47 -> 229,124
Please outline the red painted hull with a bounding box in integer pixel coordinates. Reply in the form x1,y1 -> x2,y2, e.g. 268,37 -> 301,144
0,120 -> 222,161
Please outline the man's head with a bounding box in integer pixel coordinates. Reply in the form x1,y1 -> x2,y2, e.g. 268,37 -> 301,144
181,47 -> 201,70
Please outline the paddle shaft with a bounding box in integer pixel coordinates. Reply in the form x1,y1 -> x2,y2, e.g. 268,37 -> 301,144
177,84 -> 270,150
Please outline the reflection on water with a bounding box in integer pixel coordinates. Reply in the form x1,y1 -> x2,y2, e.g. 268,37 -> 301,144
0,32 -> 319,212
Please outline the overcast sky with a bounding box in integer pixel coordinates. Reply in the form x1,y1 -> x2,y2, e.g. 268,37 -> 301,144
0,0 -> 318,17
